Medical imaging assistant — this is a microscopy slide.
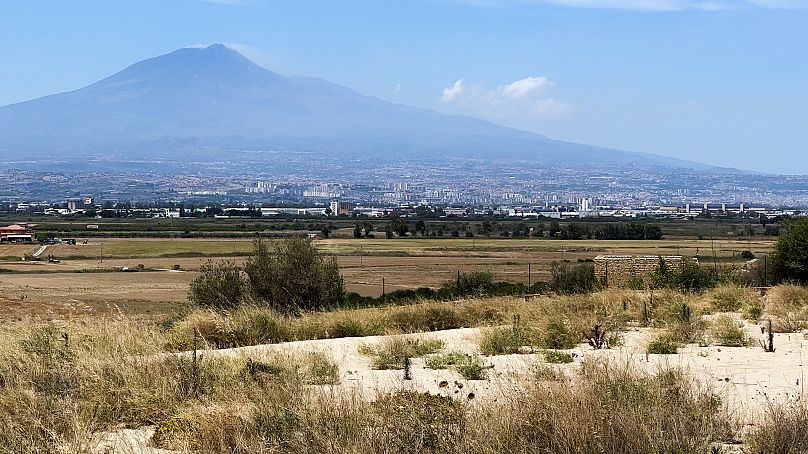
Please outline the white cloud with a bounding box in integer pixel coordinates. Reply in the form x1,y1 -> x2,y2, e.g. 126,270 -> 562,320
448,0 -> 808,11
394,83 -> 402,93
440,76 -> 574,126
441,79 -> 467,102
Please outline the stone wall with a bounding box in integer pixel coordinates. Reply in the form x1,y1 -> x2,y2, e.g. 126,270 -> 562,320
594,255 -> 693,287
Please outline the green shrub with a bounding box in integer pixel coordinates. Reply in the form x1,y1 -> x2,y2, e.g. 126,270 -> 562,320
540,318 -> 579,349
456,355 -> 487,380
244,238 -> 345,314
710,315 -> 751,347
424,351 -> 469,369
550,261 -> 599,294
188,259 -> 247,310
646,333 -> 681,354
709,285 -> 752,312
743,299 -> 764,321
771,217 -> 808,284
425,352 -> 487,380
389,305 -> 464,332
479,326 -> 530,355
328,318 -> 366,338
360,338 -> 444,370
542,350 -> 573,364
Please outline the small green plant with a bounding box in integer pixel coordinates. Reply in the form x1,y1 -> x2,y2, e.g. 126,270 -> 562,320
743,299 -> 764,322
542,350 -> 573,364
647,333 -> 681,354
541,318 -> 579,350
479,325 -> 529,355
534,363 -> 563,381
360,338 -> 444,370
711,315 -> 751,347
456,355 -> 487,380
425,351 -> 487,380
424,351 -> 469,369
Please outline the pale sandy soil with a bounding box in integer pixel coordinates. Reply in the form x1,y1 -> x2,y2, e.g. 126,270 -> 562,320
93,318 -> 807,453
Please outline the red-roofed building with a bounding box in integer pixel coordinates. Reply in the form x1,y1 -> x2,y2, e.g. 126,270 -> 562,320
0,224 -> 36,243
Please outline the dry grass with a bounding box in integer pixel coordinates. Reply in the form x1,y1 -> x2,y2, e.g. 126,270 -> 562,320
164,289 -> 644,352
709,315 -> 752,347
747,403 -> 808,453
766,284 -> 808,332
706,283 -> 758,313
145,358 -> 736,453
9,283 -> 804,452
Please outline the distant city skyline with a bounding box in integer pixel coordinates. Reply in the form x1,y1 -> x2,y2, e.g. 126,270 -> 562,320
2,0 -> 806,173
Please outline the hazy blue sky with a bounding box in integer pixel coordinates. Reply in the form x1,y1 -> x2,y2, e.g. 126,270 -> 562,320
1,0 -> 806,173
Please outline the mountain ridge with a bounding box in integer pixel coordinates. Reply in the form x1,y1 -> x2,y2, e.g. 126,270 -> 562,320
0,44 -> 725,172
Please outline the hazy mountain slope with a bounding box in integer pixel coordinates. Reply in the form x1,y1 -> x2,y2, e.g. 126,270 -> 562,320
0,44 -> 713,170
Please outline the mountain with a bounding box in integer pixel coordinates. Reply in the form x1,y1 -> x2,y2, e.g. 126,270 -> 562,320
0,44 -> 714,170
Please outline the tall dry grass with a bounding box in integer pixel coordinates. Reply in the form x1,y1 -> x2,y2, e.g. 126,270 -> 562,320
150,358 -> 737,453
165,288 -> 651,353
0,318 -> 337,453
765,283 -> 808,332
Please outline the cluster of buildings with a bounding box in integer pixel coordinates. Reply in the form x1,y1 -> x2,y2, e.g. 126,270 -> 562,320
0,224 -> 36,243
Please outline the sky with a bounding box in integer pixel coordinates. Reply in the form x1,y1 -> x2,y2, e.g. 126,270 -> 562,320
1,0 -> 807,173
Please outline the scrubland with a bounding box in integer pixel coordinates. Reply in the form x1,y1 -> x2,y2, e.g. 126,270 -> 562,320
2,284 -> 808,453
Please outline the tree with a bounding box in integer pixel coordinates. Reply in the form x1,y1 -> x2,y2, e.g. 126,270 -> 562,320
388,217 -> 409,237
244,238 -> 345,313
415,220 -> 427,236
548,219 -> 561,238
771,217 -> 808,284
188,259 -> 247,310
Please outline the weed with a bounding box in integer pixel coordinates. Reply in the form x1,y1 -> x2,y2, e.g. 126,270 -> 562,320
360,338 -> 444,370
710,316 -> 751,347
543,350 -> 574,364
647,333 -> 681,354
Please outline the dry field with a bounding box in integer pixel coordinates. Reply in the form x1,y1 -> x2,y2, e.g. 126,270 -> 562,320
0,237 -> 774,318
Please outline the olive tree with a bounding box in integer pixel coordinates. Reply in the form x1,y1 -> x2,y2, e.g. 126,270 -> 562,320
188,259 -> 247,310
245,238 -> 345,314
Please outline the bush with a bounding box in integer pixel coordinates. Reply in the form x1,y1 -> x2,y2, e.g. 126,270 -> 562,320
766,284 -> 808,332
188,260 -> 247,310
479,326 -> 530,355
708,284 -> 753,312
359,338 -> 444,370
542,350 -> 573,364
710,315 -> 751,347
550,261 -> 599,294
646,333 -> 681,354
772,217 -> 808,284
747,403 -> 808,453
456,355 -> 487,380
244,238 -> 345,314
425,352 -> 487,380
540,318 -> 579,349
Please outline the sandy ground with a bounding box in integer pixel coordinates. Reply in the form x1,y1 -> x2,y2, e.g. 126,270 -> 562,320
93,319 -> 807,453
